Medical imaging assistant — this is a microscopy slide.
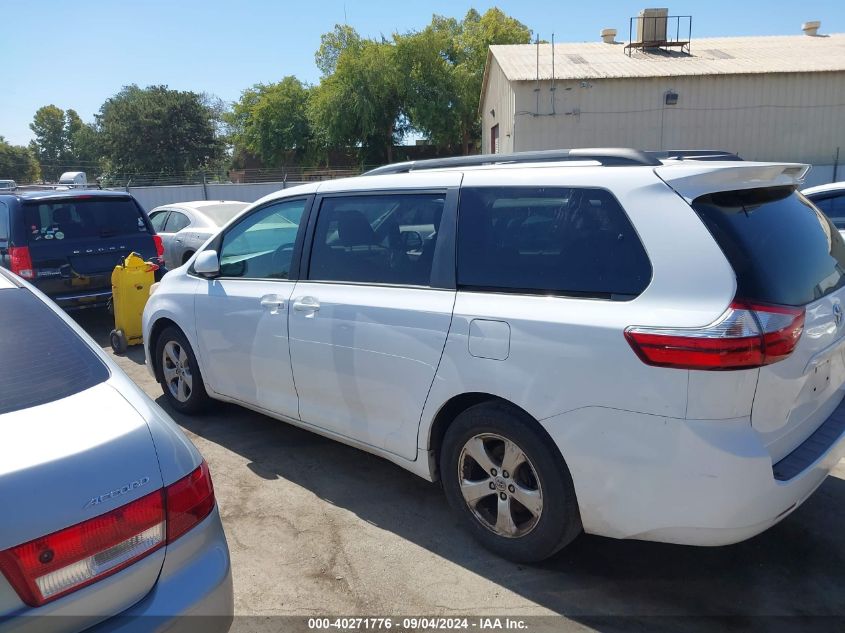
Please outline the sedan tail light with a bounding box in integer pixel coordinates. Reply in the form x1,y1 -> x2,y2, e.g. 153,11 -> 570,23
625,300 -> 805,370
152,235 -> 165,261
0,461 -> 214,607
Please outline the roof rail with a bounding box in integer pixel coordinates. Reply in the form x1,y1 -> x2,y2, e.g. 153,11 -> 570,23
646,150 -> 743,162
363,148 -> 662,176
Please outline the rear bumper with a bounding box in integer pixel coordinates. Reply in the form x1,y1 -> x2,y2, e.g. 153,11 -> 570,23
89,506 -> 233,633
544,395 -> 845,546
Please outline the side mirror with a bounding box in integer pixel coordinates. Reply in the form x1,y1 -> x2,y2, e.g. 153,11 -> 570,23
194,250 -> 220,277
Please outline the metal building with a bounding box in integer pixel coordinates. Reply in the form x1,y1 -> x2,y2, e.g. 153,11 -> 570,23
480,17 -> 845,185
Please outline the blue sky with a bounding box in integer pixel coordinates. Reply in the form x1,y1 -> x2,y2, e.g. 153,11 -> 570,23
2,0 -> 843,146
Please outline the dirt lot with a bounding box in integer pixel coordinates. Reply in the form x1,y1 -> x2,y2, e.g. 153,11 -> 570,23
73,309 -> 845,630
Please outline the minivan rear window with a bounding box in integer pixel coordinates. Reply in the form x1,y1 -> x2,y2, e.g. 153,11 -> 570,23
692,186 -> 845,306
0,287 -> 109,414
22,198 -> 149,243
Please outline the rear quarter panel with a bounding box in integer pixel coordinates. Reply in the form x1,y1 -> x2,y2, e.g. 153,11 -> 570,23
418,166 -> 737,450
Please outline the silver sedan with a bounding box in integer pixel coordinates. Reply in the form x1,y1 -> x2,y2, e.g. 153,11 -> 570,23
0,267 -> 233,631
149,201 -> 249,269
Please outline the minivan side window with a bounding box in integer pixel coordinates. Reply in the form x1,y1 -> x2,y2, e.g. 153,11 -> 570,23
810,193 -> 845,230
218,198 -> 306,279
456,187 -> 652,299
308,193 -> 445,287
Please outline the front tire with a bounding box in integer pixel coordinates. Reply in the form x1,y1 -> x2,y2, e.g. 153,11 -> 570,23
154,326 -> 209,414
440,402 -> 582,562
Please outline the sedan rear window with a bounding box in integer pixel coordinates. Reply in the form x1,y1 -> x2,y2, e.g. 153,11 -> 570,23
23,198 -> 149,243
0,288 -> 109,414
692,187 -> 845,306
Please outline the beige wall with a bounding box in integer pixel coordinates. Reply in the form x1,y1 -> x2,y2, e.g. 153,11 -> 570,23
481,57 -> 516,154
482,71 -> 845,165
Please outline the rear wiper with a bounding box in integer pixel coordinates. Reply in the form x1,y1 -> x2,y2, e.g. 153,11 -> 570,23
99,229 -> 117,237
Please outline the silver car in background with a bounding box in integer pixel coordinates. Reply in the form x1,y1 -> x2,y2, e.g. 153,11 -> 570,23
148,201 -> 249,269
0,268 -> 232,632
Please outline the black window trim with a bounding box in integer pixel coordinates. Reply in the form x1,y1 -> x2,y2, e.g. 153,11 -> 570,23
454,184 -> 653,302
188,194 -> 314,282
301,187 -> 458,290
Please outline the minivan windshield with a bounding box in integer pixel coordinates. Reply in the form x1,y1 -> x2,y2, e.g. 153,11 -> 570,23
23,197 -> 149,242
692,186 -> 845,306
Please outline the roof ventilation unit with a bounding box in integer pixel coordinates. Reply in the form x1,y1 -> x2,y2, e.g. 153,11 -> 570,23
636,8 -> 669,46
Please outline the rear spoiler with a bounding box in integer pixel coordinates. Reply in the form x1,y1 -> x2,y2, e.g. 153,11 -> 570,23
654,162 -> 811,202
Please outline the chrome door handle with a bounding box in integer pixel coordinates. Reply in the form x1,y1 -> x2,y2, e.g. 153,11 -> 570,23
260,295 -> 286,311
292,296 -> 320,312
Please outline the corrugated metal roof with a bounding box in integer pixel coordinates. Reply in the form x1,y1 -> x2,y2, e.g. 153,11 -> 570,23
489,34 -> 845,82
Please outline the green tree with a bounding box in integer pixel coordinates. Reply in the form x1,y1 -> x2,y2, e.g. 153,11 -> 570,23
229,76 -> 312,166
310,38 -> 407,164
315,24 -> 363,77
29,105 -> 67,179
397,9 -> 531,154
0,136 -> 41,182
97,85 -> 223,181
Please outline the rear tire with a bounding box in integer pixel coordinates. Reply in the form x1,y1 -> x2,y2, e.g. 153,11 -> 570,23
154,326 -> 209,414
440,402 -> 582,562
181,251 -> 195,265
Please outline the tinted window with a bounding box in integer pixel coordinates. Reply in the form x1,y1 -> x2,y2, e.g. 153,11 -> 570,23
693,187 -> 845,306
219,198 -> 306,279
457,187 -> 651,299
149,210 -> 169,231
165,211 -> 191,232
0,201 -> 8,241
810,193 -> 845,229
0,287 -> 109,414
23,198 -> 148,242
309,193 -> 445,286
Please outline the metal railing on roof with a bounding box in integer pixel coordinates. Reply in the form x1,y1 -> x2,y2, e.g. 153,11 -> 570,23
363,148 -> 742,176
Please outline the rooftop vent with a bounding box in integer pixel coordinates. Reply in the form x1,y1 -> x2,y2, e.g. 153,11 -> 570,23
802,20 -> 821,36
601,28 -> 617,44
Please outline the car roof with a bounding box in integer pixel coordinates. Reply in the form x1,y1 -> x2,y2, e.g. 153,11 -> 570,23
0,189 -> 132,203
802,182 -> 845,196
152,200 -> 248,212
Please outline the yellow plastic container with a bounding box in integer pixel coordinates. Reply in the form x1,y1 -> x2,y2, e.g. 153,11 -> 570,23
109,252 -> 156,354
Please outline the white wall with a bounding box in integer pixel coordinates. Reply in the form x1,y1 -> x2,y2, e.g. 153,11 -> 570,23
482,71 -> 845,170
125,181 -> 307,212
481,57 -> 516,154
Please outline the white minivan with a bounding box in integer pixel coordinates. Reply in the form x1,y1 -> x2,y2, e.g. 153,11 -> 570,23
143,149 -> 845,562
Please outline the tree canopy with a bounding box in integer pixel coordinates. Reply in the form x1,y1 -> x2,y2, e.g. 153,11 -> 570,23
97,85 -> 223,180
229,76 -> 312,166
0,136 -> 40,182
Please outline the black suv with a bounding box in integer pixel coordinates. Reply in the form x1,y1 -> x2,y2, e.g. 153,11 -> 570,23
0,190 -> 164,309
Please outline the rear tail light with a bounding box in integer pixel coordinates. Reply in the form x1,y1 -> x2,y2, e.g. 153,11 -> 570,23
165,460 -> 215,542
625,300 -> 805,370
0,461 -> 214,607
152,235 -> 165,261
9,246 -> 35,280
